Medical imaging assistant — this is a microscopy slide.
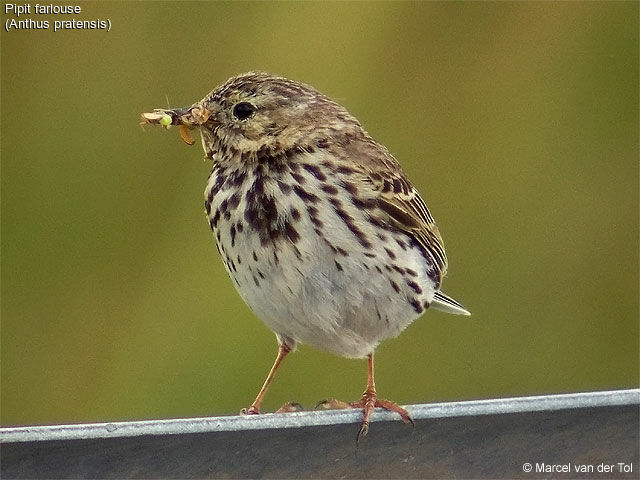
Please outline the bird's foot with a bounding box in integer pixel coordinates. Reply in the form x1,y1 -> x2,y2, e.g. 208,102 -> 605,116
314,398 -> 353,410
315,391 -> 413,441
351,389 -> 414,441
241,402 -> 305,415
275,402 -> 305,413
239,405 -> 260,415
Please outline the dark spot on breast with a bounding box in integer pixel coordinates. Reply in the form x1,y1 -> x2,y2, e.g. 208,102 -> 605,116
253,251 -> 258,261
364,252 -> 376,258
228,192 -> 240,209
322,236 -> 338,253
293,185 -> 319,203
230,225 -> 236,247
384,248 -> 396,259
334,206 -> 372,249
410,298 -> 424,314
336,165 -> 356,175
256,141 -> 274,158
390,280 -> 400,293
209,175 -> 225,198
342,181 -> 358,195
396,238 -> 408,250
406,280 -> 422,294
211,210 -> 221,228
405,268 -> 417,277
278,181 -> 292,194
334,260 -> 343,272
291,208 -> 301,221
352,197 -> 377,209
231,170 -> 247,187
302,163 -> 327,181
310,216 -> 323,228
292,172 -> 305,184
307,206 -> 323,225
244,207 -> 258,227
321,185 -> 339,195
336,247 -> 348,256
289,162 -> 300,173
270,160 -> 287,174
236,221 -> 244,233
252,177 -> 265,196
245,196 -> 277,231
284,221 -> 300,243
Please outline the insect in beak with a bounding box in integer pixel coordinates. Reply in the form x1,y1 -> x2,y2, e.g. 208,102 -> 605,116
141,105 -> 215,146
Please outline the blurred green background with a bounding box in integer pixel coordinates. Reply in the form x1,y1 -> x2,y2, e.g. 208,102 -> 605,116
1,1 -> 638,427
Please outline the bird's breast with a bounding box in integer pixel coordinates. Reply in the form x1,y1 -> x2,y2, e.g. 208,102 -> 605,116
203,155 -> 438,358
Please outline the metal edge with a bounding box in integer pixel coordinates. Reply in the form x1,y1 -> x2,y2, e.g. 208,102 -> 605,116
1,388 -> 638,444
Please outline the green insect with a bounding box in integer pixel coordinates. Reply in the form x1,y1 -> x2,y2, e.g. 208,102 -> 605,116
159,113 -> 172,127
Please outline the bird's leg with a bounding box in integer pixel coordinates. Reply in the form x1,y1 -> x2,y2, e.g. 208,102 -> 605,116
324,353 -> 414,441
242,342 -> 291,415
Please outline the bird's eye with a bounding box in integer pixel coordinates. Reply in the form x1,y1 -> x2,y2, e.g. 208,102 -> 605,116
233,102 -> 255,120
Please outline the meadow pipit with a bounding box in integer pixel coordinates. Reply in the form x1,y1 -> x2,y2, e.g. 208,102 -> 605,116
142,72 -> 470,440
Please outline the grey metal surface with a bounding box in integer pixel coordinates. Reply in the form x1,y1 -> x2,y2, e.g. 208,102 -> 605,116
1,389 -> 638,479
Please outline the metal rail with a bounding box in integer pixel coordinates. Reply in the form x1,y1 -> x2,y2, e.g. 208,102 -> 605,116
1,389 -> 638,479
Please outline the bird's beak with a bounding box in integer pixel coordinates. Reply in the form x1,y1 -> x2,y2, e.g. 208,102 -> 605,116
140,103 -> 219,145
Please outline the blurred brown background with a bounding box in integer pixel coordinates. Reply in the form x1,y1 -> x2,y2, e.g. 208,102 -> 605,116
1,1 -> 638,426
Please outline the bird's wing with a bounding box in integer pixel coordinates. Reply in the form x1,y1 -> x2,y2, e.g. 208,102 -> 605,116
344,138 -> 448,285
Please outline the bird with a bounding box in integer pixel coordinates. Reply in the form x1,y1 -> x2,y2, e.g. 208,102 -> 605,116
141,72 -> 470,440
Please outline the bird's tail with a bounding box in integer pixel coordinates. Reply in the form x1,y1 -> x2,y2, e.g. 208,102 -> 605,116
432,290 -> 471,316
